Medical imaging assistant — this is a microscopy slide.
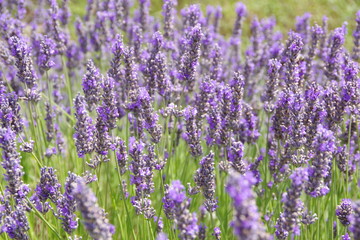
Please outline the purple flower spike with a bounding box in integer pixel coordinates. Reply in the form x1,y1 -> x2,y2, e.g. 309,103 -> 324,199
336,199 -> 353,226
30,167 -> 62,213
163,180 -> 199,239
74,94 -> 96,158
226,171 -> 269,240
162,0 -> 177,40
0,127 -> 29,202
353,10 -> 360,60
57,172 -> 79,234
325,27 -> 345,81
82,59 -> 102,112
194,152 -> 218,212
213,227 -> 221,240
275,168 -> 308,239
184,106 -> 202,157
71,178 -> 115,239
178,24 -> 203,92
349,200 -> 360,239
306,124 -> 336,198
38,35 -> 56,73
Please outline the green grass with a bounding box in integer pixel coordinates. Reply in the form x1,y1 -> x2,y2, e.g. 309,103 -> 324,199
70,0 -> 360,40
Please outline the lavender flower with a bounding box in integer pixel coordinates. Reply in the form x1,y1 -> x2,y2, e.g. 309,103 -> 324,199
162,0 -> 177,40
75,18 -> 88,54
46,0 -> 68,54
98,75 -> 119,129
306,124 -> 336,197
74,94 -> 96,158
213,227 -> 221,240
115,0 -> 130,32
183,106 -> 202,157
226,171 -> 269,240
1,205 -> 29,240
342,233 -> 351,240
0,92 -> 23,134
194,152 -> 218,212
138,0 -> 150,32
229,71 -> 244,130
178,24 -> 203,92
305,25 -> 323,81
226,140 -> 246,174
229,2 -> 247,65
336,199 -> 353,226
349,200 -> 360,239
0,127 -> 29,202
94,110 -> 112,157
8,36 -> 40,101
31,167 -> 62,213
45,103 -> 55,142
123,47 -> 140,101
238,102 -> 260,144
144,31 -> 164,96
127,88 -> 162,143
263,59 -> 281,112
116,138 -> 127,175
38,35 -> 56,73
128,137 -> 156,218
352,10 -> 360,60
181,4 -> 201,32
198,224 -> 207,240
156,232 -> 168,240
82,59 -> 103,111
210,44 -> 223,82
325,27 -> 345,81
57,172 -> 79,234
129,138 -> 154,197
275,168 -> 308,239
162,180 -> 199,239
71,178 -> 115,239
108,34 -> 124,83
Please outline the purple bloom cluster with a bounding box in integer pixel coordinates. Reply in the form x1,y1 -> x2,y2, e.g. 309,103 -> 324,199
163,180 -> 199,239
226,171 -> 269,240
275,168 -> 308,239
336,199 -> 353,226
71,178 -> 115,239
1,1 -> 360,239
306,124 -> 336,197
194,151 -> 218,212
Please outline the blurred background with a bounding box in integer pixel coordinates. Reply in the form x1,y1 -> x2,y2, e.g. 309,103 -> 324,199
70,0 -> 360,43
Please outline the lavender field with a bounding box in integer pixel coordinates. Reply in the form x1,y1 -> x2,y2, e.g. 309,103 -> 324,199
1,0 -> 360,239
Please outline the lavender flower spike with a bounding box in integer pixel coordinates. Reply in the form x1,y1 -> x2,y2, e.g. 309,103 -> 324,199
336,199 -> 353,226
162,180 -> 199,239
194,151 -> 218,212
71,178 -> 115,239
30,167 -> 62,213
1,205 -> 30,240
226,171 -> 269,240
275,168 -> 308,239
74,94 -> 96,158
306,124 -> 336,198
349,200 -> 360,239
183,106 -> 202,157
162,0 -> 177,40
0,127 -> 29,202
82,59 -> 103,112
178,24 -> 203,92
57,172 -> 79,234
352,10 -> 360,60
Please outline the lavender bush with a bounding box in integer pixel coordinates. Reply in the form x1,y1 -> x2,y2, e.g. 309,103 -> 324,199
0,0 -> 360,239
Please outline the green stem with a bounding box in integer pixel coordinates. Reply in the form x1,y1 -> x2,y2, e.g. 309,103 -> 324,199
26,198 -> 62,239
